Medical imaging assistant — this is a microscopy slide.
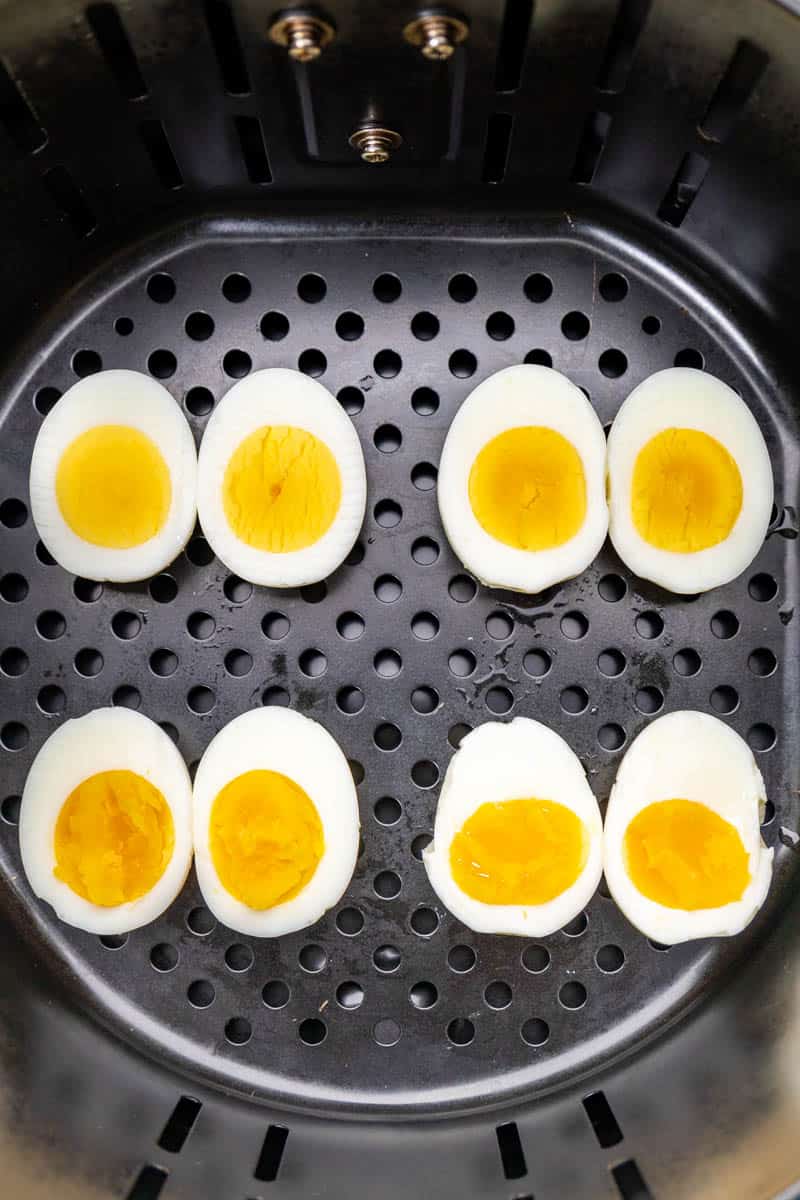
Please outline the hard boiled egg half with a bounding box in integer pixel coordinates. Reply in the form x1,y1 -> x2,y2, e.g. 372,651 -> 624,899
424,719 -> 603,935
604,711 -> 773,944
438,365 -> 608,592
19,708 -> 194,935
193,708 -> 359,936
30,369 -> 198,582
607,368 -> 773,593
197,368 -> 366,587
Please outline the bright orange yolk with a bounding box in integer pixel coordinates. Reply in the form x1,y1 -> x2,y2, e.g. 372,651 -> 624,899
630,428 -> 742,552
468,426 -> 587,551
222,425 -> 341,553
449,798 -> 588,905
209,769 -> 324,909
56,425 -> 171,548
624,798 -> 750,909
54,770 -> 174,906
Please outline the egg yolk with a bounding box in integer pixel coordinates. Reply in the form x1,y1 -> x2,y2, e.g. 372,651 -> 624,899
630,428 -> 742,553
209,769 -> 324,909
56,425 -> 171,548
53,770 -> 174,906
449,798 -> 588,905
222,425 -> 341,553
624,798 -> 750,910
468,426 -> 586,551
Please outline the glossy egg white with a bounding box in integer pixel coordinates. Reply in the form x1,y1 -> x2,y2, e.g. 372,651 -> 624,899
437,364 -> 608,593
19,708 -> 194,935
423,718 -> 604,936
607,368 -> 773,593
29,369 -> 198,582
196,368 -> 366,587
193,708 -> 360,936
604,711 -> 773,944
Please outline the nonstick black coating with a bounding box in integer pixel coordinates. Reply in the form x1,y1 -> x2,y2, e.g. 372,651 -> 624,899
0,222 -> 797,1118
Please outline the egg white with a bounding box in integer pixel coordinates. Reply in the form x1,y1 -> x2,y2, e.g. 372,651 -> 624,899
19,708 -> 194,935
423,718 -> 604,936
607,368 -> 773,593
196,368 -> 366,587
437,364 -> 608,593
29,369 -> 198,582
604,710 -> 773,944
193,707 -> 360,936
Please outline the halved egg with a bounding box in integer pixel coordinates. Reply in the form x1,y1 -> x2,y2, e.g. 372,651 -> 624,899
604,711 -> 773,944
19,708 -> 194,935
29,369 -> 198,582
197,368 -> 366,587
437,364 -> 608,593
193,708 -> 359,936
423,718 -> 603,935
607,368 -> 773,593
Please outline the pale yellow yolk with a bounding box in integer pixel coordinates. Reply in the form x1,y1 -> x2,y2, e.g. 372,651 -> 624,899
56,425 -> 171,548
624,798 -> 750,910
449,798 -> 588,905
468,426 -> 586,551
209,770 -> 324,909
222,425 -> 341,553
54,770 -> 174,906
630,428 -> 742,552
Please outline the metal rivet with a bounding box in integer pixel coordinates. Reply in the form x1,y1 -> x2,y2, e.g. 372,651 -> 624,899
349,126 -> 403,165
268,9 -> 335,62
403,9 -> 469,61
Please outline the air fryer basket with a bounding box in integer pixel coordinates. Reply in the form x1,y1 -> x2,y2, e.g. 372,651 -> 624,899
1,2 -> 800,1198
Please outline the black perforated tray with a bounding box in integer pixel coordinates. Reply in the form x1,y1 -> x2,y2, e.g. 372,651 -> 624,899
0,217 -> 798,1134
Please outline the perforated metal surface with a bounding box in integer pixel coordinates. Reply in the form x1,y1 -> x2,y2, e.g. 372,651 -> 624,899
0,219 -> 798,1117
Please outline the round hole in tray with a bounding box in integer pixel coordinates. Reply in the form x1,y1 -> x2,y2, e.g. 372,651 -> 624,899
412,386 -> 439,414
449,273 -> 477,302
410,981 -> 438,1009
521,1018 -> 549,1046
263,981 -> 290,1009
447,1018 -> 475,1046
337,981 -> 364,1010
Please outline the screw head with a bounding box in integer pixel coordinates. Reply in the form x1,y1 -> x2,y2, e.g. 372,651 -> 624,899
403,11 -> 469,60
349,127 -> 403,165
268,11 -> 335,61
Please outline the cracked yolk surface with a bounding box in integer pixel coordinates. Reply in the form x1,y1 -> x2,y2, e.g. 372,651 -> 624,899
209,769 -> 324,910
468,426 -> 586,550
449,798 -> 588,905
630,428 -> 742,553
56,425 -> 171,548
223,425 -> 341,553
624,798 -> 750,910
54,769 -> 174,906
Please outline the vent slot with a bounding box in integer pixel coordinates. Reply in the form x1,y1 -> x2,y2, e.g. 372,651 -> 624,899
699,40 -> 768,143
494,0 -> 533,92
42,166 -> 96,237
139,120 -> 183,189
235,115 -> 272,183
611,1158 -> 653,1199
254,1123 -> 289,1182
596,0 -> 651,93
157,1095 -> 202,1153
658,151 -> 709,226
204,0 -> 250,96
0,59 -> 46,153
496,1121 -> 528,1180
583,1091 -> 624,1148
126,1164 -> 168,1200
86,3 -> 147,100
482,112 -> 513,183
571,110 -> 611,184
